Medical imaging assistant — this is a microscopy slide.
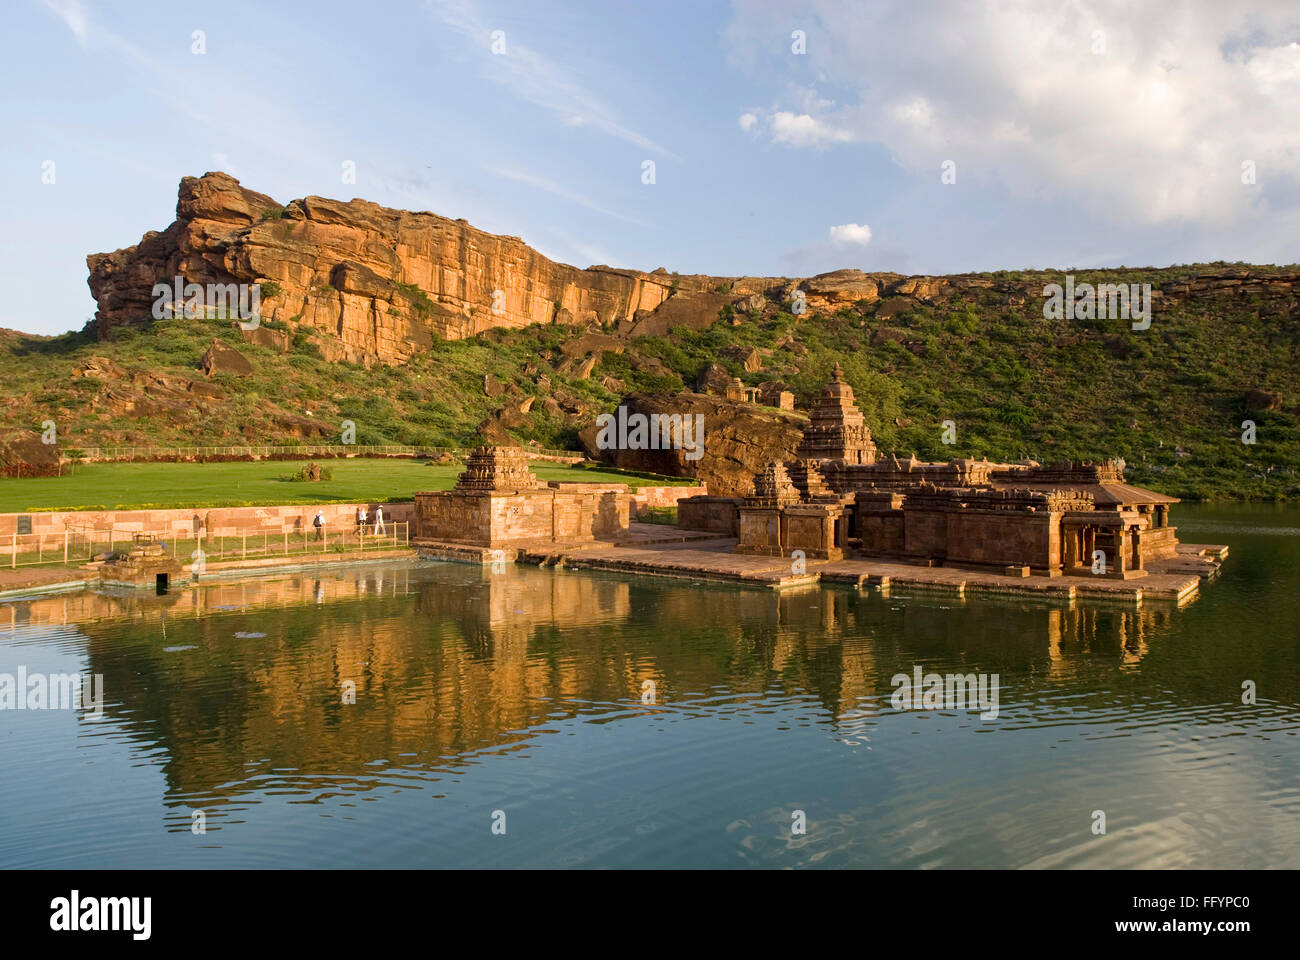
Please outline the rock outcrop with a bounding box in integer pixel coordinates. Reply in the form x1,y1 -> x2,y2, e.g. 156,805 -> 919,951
87,172 -> 727,366
88,173 -> 1054,370
86,173 -> 1300,380
0,429 -> 61,478
577,392 -> 807,496
200,340 -> 253,377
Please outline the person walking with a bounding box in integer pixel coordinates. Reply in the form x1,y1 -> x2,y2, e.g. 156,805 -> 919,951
357,505 -> 368,538
373,505 -> 386,537
313,510 -> 325,541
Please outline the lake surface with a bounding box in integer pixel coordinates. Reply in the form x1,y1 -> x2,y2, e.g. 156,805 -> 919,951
2,502 -> 1297,869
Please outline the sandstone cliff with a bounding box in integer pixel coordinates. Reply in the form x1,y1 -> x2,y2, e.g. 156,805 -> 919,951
87,175 -> 1300,371
88,173 -> 735,365
86,172 -> 1027,367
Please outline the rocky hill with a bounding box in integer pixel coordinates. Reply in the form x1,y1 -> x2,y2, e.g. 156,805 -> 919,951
88,173 -> 1094,366
87,172 -> 756,365
0,174 -> 1295,499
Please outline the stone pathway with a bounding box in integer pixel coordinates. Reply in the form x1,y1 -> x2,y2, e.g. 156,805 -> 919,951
512,536 -> 1214,605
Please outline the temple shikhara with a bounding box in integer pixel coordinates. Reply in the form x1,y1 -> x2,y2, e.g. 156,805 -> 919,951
687,364 -> 1181,579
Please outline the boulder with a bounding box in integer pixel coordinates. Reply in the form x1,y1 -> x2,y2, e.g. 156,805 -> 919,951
200,339 -> 253,376
870,327 -> 909,346
874,298 -> 913,319
578,392 -> 806,497
560,331 -> 624,359
1103,335 -> 1133,359
630,354 -> 674,377
803,270 -> 880,304
273,414 -> 332,439
72,356 -> 126,380
478,404 -> 530,444
238,324 -> 291,352
696,362 -> 735,396
0,429 -> 61,478
722,344 -> 763,372
627,291 -> 732,337
1244,389 -> 1282,411
187,380 -> 224,399
890,276 -> 947,301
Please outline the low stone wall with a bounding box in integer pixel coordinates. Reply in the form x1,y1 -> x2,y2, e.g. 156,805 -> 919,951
629,485 -> 709,517
676,496 -> 740,534
0,502 -> 415,541
0,485 -> 703,547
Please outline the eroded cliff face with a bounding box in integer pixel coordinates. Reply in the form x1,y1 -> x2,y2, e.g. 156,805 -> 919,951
88,173 -> 995,367
89,173 -> 1299,371
86,172 -> 721,365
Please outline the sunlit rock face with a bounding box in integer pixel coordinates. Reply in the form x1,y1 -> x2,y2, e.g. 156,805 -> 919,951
90,174 -> 1062,369
86,172 -> 685,366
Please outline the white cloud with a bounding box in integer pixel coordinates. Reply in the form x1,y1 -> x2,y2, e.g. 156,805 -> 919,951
724,1 -> 1300,226
428,0 -> 678,159
769,110 -> 854,147
738,112 -> 758,132
829,223 -> 872,246
42,0 -> 89,45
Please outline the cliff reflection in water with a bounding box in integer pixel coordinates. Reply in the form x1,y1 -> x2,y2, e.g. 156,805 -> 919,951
28,560 -> 1185,809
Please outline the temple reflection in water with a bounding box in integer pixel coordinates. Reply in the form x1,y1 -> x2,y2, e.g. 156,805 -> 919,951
1,560 -> 1176,809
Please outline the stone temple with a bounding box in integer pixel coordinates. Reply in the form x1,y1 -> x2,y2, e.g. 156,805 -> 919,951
414,445 -> 628,551
682,364 -> 1181,579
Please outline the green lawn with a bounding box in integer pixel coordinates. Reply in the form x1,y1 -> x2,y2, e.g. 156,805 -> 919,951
0,459 -> 693,512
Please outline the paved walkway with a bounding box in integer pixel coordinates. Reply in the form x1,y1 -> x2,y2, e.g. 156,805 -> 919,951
513,535 -> 1214,605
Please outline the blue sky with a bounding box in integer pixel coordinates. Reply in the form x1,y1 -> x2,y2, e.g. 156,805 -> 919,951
3,0 -> 1298,336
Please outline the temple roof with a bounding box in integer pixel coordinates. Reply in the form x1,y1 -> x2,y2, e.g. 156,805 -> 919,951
993,479 -> 1179,506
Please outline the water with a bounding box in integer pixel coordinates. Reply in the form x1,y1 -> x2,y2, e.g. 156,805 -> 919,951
1,503 -> 1297,868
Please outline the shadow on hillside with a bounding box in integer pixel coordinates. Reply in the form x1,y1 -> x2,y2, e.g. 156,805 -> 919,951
1,325 -> 97,357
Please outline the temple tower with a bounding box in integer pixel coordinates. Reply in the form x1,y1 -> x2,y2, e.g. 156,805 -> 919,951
794,363 -> 875,465
747,461 -> 802,507
454,446 -> 541,491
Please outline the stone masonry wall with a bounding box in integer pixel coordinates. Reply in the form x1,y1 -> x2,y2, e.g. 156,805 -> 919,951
677,496 -> 740,535
0,502 -> 415,543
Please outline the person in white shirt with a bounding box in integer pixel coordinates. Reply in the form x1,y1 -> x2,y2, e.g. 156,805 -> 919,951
357,506 -> 368,537
374,505 -> 386,536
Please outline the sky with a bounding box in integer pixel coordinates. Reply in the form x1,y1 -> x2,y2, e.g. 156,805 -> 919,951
2,0 -> 1298,336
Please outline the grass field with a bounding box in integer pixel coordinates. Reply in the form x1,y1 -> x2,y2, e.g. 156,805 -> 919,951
0,459 -> 693,512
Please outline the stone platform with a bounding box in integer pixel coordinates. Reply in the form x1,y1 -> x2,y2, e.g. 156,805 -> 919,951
466,524 -> 1226,606
0,566 -> 96,600
415,523 -> 725,565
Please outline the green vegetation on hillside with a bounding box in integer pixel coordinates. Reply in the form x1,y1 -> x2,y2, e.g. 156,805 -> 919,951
2,261 -> 1298,500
